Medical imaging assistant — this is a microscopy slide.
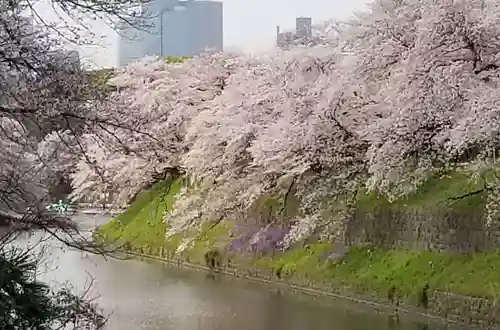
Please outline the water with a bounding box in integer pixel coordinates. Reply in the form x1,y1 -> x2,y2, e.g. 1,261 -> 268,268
14,214 -> 465,330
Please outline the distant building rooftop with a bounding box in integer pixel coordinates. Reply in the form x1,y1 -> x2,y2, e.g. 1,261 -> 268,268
276,16 -> 317,49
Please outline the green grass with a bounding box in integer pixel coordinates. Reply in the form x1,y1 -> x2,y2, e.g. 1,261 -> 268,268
254,242 -> 333,277
163,56 -> 192,64
327,247 -> 500,300
96,170 -> 500,301
97,177 -> 183,254
357,170 -> 487,214
255,244 -> 500,301
182,221 -> 234,263
96,176 -> 234,259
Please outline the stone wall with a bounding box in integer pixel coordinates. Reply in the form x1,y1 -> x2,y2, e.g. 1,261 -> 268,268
345,206 -> 495,253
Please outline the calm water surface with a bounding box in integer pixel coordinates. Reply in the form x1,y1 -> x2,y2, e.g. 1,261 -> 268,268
15,214 -> 466,330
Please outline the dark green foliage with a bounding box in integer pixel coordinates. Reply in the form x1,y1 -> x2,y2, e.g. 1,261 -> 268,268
417,284 -> 430,309
204,248 -> 222,270
387,285 -> 396,303
275,265 -> 283,279
0,248 -> 105,329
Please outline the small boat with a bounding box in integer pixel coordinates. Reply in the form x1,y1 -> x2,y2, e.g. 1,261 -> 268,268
45,200 -> 76,216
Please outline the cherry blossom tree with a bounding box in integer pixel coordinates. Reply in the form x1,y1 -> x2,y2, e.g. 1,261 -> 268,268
342,0 -> 500,199
68,54 -> 237,204
0,0 -> 153,328
71,46 -> 370,247
68,0 -> 500,250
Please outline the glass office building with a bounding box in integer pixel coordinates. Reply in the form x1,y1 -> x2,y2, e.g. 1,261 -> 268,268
118,0 -> 223,67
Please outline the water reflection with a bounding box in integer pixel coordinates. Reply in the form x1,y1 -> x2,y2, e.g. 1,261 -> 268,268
13,214 -> 466,330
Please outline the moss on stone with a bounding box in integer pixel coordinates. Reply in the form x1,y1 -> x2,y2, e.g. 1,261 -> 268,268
248,192 -> 301,223
356,170 -> 487,214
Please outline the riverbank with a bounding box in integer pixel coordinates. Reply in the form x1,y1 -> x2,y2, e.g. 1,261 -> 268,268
30,225 -> 455,330
110,246 -> 500,329
94,173 -> 500,329
118,249 -> 476,327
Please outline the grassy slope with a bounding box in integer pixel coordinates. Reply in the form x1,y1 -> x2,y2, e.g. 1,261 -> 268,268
97,177 -> 183,255
96,177 -> 233,261
96,170 -> 500,301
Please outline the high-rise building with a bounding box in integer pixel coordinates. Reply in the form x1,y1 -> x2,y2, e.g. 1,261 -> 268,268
295,17 -> 312,39
276,16 -> 314,49
118,0 -> 223,67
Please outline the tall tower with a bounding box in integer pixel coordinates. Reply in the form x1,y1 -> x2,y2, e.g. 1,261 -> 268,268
295,17 -> 312,39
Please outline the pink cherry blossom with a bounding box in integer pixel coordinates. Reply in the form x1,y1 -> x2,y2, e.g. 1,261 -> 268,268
60,0 -> 500,246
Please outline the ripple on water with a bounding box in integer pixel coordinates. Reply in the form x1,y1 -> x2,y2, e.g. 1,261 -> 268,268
11,215 -> 468,330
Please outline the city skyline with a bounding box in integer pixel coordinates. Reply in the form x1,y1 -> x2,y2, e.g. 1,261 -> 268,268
36,0 -> 372,69
276,16 -> 313,49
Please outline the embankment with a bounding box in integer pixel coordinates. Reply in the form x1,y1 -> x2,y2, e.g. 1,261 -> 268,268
94,172 -> 500,329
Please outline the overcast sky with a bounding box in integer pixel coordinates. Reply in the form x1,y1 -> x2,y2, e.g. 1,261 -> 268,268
38,0 -> 371,68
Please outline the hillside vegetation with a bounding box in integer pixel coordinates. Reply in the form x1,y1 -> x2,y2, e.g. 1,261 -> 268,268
62,0 -> 500,258
96,169 -> 500,303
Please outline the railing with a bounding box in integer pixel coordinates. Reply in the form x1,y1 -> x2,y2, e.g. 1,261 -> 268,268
73,203 -> 129,216
74,203 -> 129,210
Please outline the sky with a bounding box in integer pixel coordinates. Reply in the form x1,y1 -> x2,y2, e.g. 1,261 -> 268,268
38,0 -> 372,69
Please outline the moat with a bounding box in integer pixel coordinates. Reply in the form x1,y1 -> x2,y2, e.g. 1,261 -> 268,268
14,214 -> 466,330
